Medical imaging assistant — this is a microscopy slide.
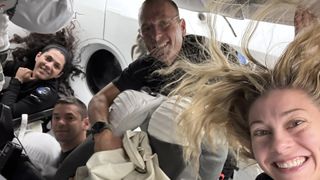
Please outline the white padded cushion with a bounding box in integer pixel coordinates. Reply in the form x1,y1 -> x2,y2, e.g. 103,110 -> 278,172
147,97 -> 191,145
109,90 -> 166,136
21,132 -> 61,169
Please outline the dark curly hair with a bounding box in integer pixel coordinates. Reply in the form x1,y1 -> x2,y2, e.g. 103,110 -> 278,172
9,24 -> 84,97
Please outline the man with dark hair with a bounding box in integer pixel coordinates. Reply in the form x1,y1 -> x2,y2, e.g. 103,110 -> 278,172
13,97 -> 89,179
52,97 -> 89,165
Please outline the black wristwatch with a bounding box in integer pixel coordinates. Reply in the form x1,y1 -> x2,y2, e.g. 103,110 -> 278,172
90,121 -> 112,135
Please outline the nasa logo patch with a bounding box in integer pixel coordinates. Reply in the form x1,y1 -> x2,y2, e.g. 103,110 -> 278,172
35,87 -> 51,96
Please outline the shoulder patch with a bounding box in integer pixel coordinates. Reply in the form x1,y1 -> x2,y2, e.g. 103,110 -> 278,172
35,87 -> 51,96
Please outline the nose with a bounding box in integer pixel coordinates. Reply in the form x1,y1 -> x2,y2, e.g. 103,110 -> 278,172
43,61 -> 54,70
270,131 -> 294,155
55,118 -> 66,126
150,25 -> 163,42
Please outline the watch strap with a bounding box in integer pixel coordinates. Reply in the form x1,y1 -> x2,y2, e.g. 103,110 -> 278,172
90,121 -> 112,135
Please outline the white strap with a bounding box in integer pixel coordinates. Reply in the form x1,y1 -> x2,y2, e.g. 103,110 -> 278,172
18,114 -> 28,140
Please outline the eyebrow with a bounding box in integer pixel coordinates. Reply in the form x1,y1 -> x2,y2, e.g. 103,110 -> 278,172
45,55 -> 63,68
53,112 -> 76,117
45,55 -> 54,60
141,15 -> 179,26
249,108 -> 305,127
249,120 -> 263,127
280,108 -> 305,116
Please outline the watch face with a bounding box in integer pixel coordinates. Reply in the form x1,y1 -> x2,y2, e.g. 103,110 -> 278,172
92,121 -> 108,133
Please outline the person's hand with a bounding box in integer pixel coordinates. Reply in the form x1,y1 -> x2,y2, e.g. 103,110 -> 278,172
149,46 -> 166,62
294,7 -> 317,35
94,129 -> 122,152
15,67 -> 34,83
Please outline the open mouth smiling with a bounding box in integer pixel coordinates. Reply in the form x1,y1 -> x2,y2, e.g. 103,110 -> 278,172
273,156 -> 308,170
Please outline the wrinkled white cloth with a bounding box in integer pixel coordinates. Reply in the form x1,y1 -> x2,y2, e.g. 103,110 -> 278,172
74,130 -> 169,180
109,90 -> 166,136
0,0 -> 74,53
11,0 -> 74,33
0,14 -> 9,52
21,131 -> 61,176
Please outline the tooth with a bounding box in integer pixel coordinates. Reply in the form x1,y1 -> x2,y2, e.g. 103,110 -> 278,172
276,157 -> 305,169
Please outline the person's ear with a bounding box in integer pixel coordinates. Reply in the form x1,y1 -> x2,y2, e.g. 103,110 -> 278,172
83,117 -> 90,130
35,52 -> 42,61
180,18 -> 186,36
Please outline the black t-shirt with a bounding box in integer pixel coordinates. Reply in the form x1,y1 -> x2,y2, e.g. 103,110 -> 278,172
256,173 -> 273,180
56,149 -> 75,167
113,56 -> 177,95
113,35 -> 209,95
1,61 -> 59,118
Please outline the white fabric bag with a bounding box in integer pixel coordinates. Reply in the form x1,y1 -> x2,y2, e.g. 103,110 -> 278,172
74,130 -> 170,180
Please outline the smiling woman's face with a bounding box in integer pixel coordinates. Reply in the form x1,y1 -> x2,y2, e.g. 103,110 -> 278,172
248,89 -> 320,180
33,48 -> 66,80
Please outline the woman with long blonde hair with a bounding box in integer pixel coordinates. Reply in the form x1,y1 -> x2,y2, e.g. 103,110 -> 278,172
171,1 -> 320,179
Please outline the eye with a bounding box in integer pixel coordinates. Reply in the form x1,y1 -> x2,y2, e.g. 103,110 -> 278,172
54,63 -> 61,70
66,115 -> 75,122
158,20 -> 170,29
287,119 -> 305,129
141,25 -> 152,34
52,115 -> 60,121
45,55 -> 53,62
252,129 -> 271,137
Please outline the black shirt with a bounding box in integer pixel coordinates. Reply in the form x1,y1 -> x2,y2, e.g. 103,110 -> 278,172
113,35 -> 209,95
1,61 -> 59,118
113,56 -> 175,95
56,149 -> 75,167
256,173 -> 273,180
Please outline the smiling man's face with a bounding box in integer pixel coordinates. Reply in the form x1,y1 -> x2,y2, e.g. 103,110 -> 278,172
139,0 -> 186,65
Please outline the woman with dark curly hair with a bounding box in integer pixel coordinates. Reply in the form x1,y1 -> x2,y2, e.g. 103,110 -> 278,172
0,26 -> 83,118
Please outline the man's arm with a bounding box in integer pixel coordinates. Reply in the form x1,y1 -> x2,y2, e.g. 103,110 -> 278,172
88,82 -> 120,124
88,82 -> 122,151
